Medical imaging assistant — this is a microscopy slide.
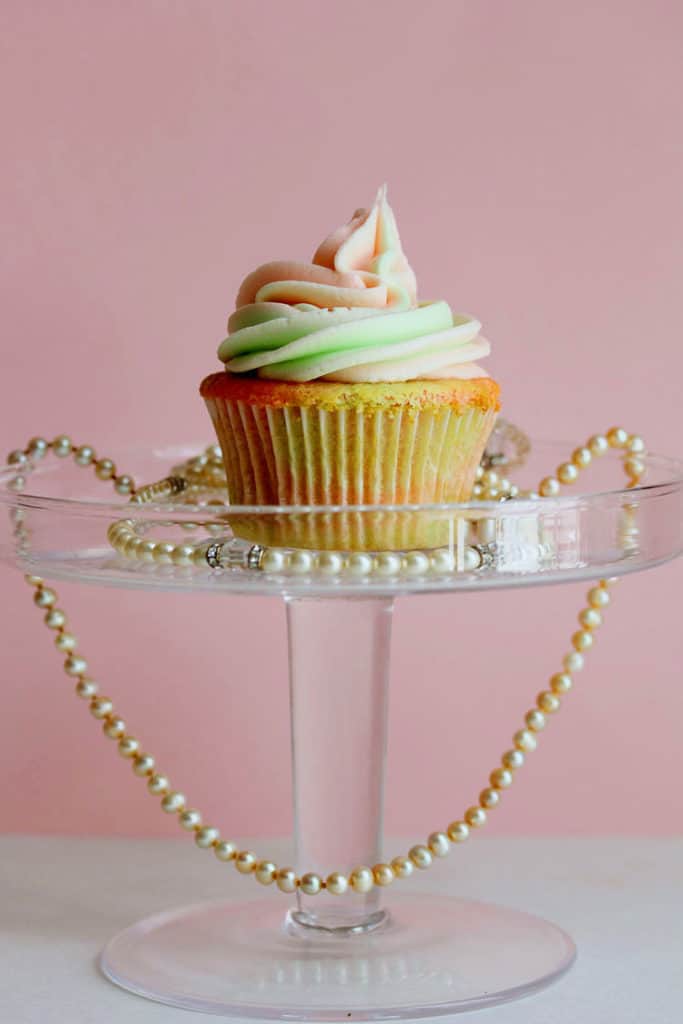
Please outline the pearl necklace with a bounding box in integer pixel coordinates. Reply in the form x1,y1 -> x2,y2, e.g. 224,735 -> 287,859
6,426 -> 645,896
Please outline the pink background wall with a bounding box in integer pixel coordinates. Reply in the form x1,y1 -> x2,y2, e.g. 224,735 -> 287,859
1,1 -> 681,839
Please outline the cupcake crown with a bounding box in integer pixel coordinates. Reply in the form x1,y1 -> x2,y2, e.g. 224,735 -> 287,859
220,187 -> 490,384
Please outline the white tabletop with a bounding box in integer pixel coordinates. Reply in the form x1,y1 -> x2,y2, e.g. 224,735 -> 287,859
1,836 -> 681,1023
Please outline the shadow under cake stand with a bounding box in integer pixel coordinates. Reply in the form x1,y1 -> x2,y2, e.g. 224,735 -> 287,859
2,440 -> 681,1020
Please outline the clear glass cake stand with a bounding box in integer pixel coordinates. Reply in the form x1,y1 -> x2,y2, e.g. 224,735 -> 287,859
1,438 -> 682,1020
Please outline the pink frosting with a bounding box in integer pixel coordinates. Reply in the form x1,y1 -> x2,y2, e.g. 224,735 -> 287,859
234,185 -> 418,311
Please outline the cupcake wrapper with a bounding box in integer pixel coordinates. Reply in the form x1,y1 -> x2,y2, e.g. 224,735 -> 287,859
204,397 -> 497,550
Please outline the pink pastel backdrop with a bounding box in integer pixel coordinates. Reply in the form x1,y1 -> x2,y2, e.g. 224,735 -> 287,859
1,0 -> 681,840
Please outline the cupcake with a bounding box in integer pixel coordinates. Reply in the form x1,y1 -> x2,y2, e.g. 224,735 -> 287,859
201,186 -> 500,550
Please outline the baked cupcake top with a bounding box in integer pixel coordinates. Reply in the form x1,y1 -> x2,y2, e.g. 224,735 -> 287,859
218,186 -> 490,384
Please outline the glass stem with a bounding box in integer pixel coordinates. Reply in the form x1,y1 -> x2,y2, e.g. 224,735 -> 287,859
285,595 -> 394,933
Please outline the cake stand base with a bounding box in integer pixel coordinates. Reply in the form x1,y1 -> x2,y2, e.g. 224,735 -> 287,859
100,894 -> 575,1019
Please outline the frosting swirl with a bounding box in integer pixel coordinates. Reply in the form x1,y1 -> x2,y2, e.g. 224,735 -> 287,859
218,186 -> 490,383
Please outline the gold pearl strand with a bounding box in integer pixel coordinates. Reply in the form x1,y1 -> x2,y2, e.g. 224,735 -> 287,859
8,427 -> 645,897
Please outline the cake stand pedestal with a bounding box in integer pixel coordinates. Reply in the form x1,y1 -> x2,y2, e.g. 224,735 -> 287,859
2,440 -> 681,1020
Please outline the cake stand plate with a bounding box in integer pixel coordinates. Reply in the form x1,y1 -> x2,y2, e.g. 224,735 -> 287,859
2,438 -> 681,1020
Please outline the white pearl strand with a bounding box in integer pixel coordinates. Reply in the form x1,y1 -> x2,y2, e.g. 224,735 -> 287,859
107,519 -> 488,577
8,427 -> 645,897
104,445 -> 521,576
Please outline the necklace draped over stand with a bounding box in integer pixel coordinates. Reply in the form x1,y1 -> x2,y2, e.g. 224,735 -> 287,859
2,423 -> 682,1019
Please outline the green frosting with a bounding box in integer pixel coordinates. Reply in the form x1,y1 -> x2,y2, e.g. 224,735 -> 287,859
217,301 -> 483,382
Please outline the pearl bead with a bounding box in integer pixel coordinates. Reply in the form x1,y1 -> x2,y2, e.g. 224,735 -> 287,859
572,447 -> 592,468
64,655 -> 87,677
276,868 -> 298,893
346,552 -> 373,576
8,450 -> 27,466
27,437 -> 48,459
447,821 -> 470,843
44,608 -> 66,629
178,808 -> 202,830
502,749 -> 525,770
255,861 -> 278,885
75,678 -> 98,700
114,475 -> 134,495
235,850 -> 257,874
490,768 -> 513,789
537,690 -> 561,713
161,792 -> 186,813
8,475 -> 25,491
261,549 -> 286,573
539,476 -> 560,497
25,575 -> 44,586
140,540 -> 158,563
288,550 -> 313,574
479,787 -> 500,809
390,856 -> 414,879
316,552 -> 344,575
607,426 -> 628,448
464,806 -> 487,828
153,541 -> 175,565
623,456 -> 645,479
132,753 -> 155,777
90,697 -> 114,719
74,445 -> 95,466
121,533 -> 140,555
374,553 -> 402,576
171,543 -> 196,566
409,845 -> 433,870
147,773 -> 170,796
103,716 -> 126,739
34,587 -> 57,608
118,737 -> 139,758
525,709 -> 546,732
373,863 -> 395,886
588,586 -> 610,608
299,872 -> 322,895
572,630 -> 593,651
557,462 -> 579,484
52,435 -> 72,458
550,672 -> 572,695
195,827 -> 220,848
427,832 -> 450,857
463,546 -> 483,571
430,549 -> 455,574
54,632 -> 77,652
513,729 -> 537,752
95,458 -> 115,480
214,840 -> 237,861
326,871 -> 348,895
587,434 -> 608,456
563,651 -> 584,672
579,608 -> 602,630
349,866 -> 375,892
626,435 -> 645,454
402,551 -> 430,576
